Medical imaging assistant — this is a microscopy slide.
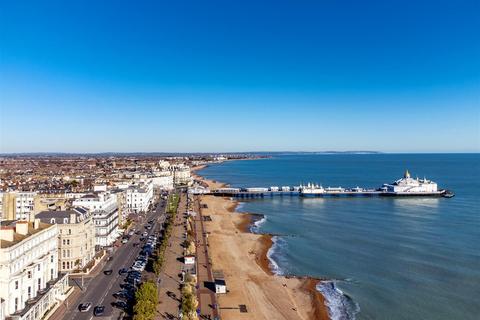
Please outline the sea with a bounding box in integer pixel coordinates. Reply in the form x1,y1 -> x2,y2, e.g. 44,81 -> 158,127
198,154 -> 480,320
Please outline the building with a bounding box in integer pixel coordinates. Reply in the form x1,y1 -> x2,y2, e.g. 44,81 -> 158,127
151,171 -> 174,190
112,189 -> 128,227
36,207 -> 95,272
213,270 -> 227,294
0,220 -> 69,320
184,255 -> 195,265
72,192 -> 119,247
382,170 -> 438,193
0,192 -> 37,221
33,194 -> 68,214
125,181 -> 153,214
171,164 -> 192,186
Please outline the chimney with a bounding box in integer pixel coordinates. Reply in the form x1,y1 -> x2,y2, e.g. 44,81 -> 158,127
0,227 -> 15,242
70,213 -> 76,224
34,218 -> 40,230
16,221 -> 29,235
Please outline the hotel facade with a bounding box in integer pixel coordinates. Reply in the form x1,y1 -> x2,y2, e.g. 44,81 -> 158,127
72,192 -> 119,247
0,220 -> 69,320
36,207 -> 95,272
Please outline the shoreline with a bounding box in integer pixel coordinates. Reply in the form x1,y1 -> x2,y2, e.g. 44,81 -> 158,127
193,168 -> 330,320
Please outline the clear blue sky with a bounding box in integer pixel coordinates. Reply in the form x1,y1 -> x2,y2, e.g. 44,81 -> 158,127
0,0 -> 479,153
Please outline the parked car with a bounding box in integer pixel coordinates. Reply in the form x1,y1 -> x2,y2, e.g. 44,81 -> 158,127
78,302 -> 92,312
120,283 -> 136,291
119,268 -> 128,275
128,269 -> 142,275
131,264 -> 145,272
125,277 -> 141,285
113,290 -> 133,300
112,300 -> 128,309
93,306 -> 105,316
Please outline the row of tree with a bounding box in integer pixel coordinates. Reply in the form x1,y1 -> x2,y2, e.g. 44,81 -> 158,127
133,280 -> 158,320
133,194 -> 180,320
181,275 -> 199,320
153,194 -> 179,276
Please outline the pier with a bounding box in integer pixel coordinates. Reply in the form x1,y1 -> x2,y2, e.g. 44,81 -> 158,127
209,186 -> 451,198
203,172 -> 454,198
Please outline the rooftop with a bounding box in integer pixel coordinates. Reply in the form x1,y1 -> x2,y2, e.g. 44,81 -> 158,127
36,207 -> 90,224
0,220 -> 54,249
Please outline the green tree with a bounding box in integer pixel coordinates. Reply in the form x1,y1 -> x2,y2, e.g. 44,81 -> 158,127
133,281 -> 158,320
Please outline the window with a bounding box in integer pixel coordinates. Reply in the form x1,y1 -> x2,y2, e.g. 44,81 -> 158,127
15,281 -> 18,289
15,298 -> 18,311
51,269 -> 54,280
28,271 -> 32,279
38,278 -> 41,290
50,255 -> 54,263
37,265 -> 40,271
68,229 -> 72,235
28,286 -> 31,299
62,262 -> 65,269
67,239 -> 70,245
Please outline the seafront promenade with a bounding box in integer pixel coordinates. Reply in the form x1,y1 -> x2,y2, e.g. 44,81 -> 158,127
193,176 -> 329,320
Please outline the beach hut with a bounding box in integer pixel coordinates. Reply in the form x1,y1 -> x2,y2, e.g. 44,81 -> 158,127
214,279 -> 227,294
213,270 -> 227,294
184,255 -> 195,265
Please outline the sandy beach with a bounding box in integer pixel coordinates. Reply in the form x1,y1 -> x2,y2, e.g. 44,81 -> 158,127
194,171 -> 329,320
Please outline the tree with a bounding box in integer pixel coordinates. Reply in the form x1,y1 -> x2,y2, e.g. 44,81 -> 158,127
134,281 -> 158,320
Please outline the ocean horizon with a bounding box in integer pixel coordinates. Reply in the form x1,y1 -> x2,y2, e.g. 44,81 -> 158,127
198,153 -> 480,320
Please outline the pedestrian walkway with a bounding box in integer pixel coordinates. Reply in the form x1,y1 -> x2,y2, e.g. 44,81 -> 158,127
193,197 -> 219,319
157,193 -> 187,320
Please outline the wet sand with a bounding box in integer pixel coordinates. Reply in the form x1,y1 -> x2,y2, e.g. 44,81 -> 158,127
196,174 -> 330,320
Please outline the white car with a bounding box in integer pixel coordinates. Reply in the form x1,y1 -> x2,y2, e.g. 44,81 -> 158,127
79,302 -> 92,312
132,262 -> 146,271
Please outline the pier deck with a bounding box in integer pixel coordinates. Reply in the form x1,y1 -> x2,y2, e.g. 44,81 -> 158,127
210,188 -> 446,198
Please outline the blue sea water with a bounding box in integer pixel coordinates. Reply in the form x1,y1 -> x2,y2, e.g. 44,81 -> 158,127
198,154 -> 480,320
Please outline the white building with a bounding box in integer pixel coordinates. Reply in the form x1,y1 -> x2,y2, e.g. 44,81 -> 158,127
73,192 -> 119,247
125,181 -> 154,214
36,207 -> 96,272
382,170 -> 438,193
168,164 -> 192,186
14,192 -> 36,220
152,171 -> 174,190
0,220 -> 69,320
0,192 -> 37,221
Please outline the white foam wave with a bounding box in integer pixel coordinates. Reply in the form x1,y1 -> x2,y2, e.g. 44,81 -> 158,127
251,216 -> 266,233
267,236 -> 283,275
316,281 -> 360,320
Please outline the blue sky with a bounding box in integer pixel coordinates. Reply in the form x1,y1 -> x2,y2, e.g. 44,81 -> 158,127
1,0 -> 479,153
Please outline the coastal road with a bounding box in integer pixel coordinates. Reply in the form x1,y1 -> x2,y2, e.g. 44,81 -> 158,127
61,197 -> 167,320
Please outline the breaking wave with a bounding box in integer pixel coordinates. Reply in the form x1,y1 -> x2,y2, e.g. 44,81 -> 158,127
317,281 -> 360,320
267,236 -> 285,275
250,215 -> 266,233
